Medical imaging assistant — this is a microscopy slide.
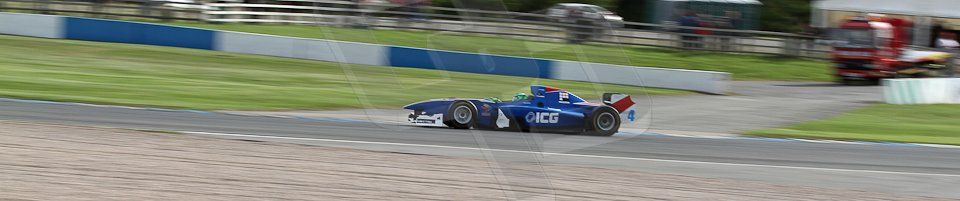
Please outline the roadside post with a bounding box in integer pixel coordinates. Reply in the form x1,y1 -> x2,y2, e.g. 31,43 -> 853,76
951,49 -> 960,77
92,0 -> 104,19
35,0 -> 52,14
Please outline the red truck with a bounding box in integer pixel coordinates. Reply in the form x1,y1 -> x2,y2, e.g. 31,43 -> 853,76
830,15 -> 955,84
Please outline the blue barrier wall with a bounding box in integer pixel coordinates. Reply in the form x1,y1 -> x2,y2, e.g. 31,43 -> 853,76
0,12 -> 731,94
63,17 -> 215,50
388,47 -> 553,78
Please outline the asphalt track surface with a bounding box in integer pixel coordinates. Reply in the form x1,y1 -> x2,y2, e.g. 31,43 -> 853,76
2,96 -> 960,199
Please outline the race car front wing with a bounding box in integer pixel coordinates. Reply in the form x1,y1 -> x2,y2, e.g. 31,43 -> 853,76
408,113 -> 445,127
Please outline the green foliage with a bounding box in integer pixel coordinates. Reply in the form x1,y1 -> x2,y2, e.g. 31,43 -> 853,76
757,0 -> 812,32
614,0 -> 650,23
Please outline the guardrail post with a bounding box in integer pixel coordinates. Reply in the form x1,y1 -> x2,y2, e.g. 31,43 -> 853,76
949,50 -> 959,78
719,36 -> 734,51
351,1 -> 372,28
199,5 -> 210,23
707,35 -> 718,50
802,38 -> 817,58
161,9 -> 173,22
140,0 -> 153,19
91,0 -> 104,18
783,37 -> 800,57
35,0 -> 52,14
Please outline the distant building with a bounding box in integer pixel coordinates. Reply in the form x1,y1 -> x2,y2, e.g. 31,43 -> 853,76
812,0 -> 960,46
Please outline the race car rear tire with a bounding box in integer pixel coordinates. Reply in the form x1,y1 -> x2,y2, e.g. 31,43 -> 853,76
444,101 -> 476,129
584,106 -> 620,136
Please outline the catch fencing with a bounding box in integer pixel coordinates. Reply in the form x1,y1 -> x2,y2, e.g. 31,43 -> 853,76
2,0 -> 830,59
0,0 -> 203,21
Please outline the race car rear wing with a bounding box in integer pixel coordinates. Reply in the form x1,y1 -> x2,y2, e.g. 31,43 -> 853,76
603,93 -> 639,124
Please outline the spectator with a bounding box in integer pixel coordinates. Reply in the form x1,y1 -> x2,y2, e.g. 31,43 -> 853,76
936,32 -> 959,49
678,11 -> 699,31
930,22 -> 945,48
724,11 -> 741,31
678,11 -> 701,48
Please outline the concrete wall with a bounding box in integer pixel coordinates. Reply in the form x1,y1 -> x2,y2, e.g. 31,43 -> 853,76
552,61 -> 730,94
883,78 -> 960,104
216,31 -> 387,66
0,12 -> 62,38
0,12 -> 731,94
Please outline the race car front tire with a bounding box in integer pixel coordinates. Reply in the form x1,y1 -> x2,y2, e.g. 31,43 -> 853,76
584,106 -> 620,136
444,101 -> 476,129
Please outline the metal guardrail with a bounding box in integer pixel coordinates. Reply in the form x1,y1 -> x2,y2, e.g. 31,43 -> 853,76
0,0 -> 203,21
1,0 -> 831,59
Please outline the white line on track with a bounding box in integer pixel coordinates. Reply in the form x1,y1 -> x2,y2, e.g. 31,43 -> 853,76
181,131 -> 960,178
913,143 -> 960,149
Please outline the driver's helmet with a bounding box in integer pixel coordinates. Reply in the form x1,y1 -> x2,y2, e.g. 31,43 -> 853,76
513,93 -> 528,101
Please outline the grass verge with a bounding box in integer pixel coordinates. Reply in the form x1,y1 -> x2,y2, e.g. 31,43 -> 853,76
748,104 -> 960,145
0,34 -> 687,110
161,22 -> 832,81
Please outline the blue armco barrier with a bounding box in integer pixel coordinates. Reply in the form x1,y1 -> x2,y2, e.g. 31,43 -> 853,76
63,17 -> 214,50
388,46 -> 553,78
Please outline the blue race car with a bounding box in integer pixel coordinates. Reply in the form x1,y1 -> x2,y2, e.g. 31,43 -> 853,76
403,85 -> 638,136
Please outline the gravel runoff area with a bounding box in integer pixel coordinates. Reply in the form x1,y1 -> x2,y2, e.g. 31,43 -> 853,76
1,121 -> 952,201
